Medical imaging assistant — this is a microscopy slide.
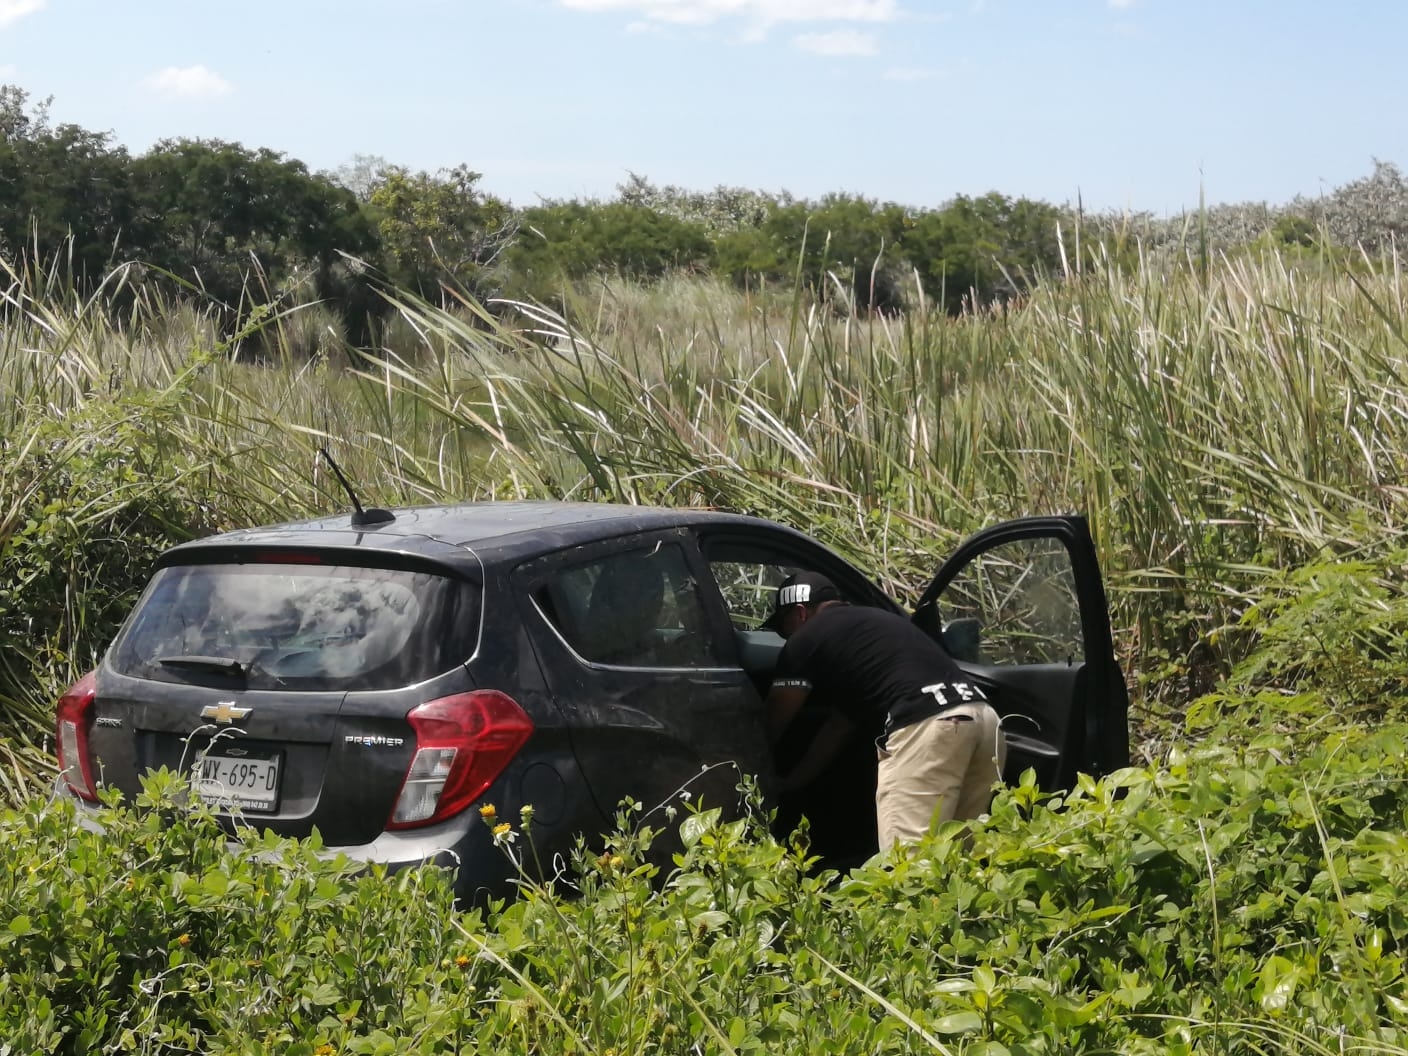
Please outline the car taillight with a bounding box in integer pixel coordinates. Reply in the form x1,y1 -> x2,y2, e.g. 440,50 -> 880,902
388,690 -> 534,830
55,670 -> 99,802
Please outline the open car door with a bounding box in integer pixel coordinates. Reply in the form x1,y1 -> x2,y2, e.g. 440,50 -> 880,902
912,515 -> 1129,792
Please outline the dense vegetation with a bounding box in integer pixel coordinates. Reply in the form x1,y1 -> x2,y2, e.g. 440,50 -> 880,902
5,236 -> 1408,1049
5,79 -> 1408,1052
7,242 -> 1407,780
9,716 -> 1408,1054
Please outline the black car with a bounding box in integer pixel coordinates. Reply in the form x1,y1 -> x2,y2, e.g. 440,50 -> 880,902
54,501 -> 1128,903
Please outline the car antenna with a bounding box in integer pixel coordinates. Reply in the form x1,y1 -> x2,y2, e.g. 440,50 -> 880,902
318,447 -> 395,527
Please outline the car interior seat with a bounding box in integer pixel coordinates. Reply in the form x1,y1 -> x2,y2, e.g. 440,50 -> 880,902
582,554 -> 667,665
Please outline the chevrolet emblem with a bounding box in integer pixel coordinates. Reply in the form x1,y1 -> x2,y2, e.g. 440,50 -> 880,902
200,702 -> 252,724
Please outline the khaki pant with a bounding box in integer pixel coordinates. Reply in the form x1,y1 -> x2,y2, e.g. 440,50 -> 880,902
875,703 -> 1006,850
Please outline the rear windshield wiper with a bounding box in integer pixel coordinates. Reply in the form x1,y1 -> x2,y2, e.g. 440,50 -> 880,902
156,655 -> 249,677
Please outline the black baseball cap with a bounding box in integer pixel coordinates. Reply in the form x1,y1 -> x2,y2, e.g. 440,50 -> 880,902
761,571 -> 843,632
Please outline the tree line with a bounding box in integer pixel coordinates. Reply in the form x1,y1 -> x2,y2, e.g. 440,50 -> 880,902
3,84 -> 1402,341
0,86 -> 1070,328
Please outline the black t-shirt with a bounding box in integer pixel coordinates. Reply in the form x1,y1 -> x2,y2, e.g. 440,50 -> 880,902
772,604 -> 983,737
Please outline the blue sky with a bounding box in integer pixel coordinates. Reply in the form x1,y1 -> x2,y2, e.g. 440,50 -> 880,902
1,0 -> 1401,215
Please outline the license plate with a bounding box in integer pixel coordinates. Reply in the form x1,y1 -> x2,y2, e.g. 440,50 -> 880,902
195,750 -> 282,813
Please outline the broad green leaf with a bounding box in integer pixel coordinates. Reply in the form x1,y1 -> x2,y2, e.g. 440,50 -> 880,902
728,1016 -> 748,1048
932,1011 -> 983,1034
1256,955 -> 1299,1012
690,910 -> 730,932
934,978 -> 977,994
681,808 -> 722,848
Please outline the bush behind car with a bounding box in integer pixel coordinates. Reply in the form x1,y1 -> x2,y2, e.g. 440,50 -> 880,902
0,394 -> 210,802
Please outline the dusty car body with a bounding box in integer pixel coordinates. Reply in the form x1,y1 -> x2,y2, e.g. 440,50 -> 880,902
55,501 -> 1128,902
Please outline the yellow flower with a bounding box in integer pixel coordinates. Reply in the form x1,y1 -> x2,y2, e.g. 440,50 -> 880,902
176,933 -> 191,947
478,803 -> 497,822
492,822 -> 511,837
455,954 -> 471,969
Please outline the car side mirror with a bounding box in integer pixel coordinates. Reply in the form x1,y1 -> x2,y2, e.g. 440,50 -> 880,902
941,617 -> 982,663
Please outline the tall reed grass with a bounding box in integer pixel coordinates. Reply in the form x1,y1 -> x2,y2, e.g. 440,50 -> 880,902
4,243 -> 1407,791
371,248 -> 1408,642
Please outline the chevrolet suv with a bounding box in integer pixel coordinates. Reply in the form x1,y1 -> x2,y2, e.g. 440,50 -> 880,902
55,502 -> 1129,903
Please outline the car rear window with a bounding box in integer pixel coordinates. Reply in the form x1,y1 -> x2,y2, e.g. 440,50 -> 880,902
107,560 -> 479,691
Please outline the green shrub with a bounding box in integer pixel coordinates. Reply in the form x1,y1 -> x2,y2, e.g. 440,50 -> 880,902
9,731 -> 1408,1054
0,770 -> 480,1054
814,730 -> 1408,1053
474,728 -> 1408,1054
0,395 -> 205,798
1189,549 -> 1408,734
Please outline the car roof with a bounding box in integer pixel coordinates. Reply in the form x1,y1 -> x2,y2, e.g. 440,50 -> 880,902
161,500 -> 810,570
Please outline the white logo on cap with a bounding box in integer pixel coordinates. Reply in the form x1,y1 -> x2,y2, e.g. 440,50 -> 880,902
779,584 -> 812,606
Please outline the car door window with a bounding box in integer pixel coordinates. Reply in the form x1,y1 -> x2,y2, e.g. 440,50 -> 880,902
708,559 -> 795,630
936,537 -> 1084,666
533,543 -> 719,668
700,534 -> 896,638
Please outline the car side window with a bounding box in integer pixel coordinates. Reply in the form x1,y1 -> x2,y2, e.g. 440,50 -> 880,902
937,538 -> 1084,666
707,559 -> 795,630
534,543 -> 720,668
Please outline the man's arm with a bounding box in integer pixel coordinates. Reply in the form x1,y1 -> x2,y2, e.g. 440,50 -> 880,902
766,683 -> 810,744
779,709 -> 856,792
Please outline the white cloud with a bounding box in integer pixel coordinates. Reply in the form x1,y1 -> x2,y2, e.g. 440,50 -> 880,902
0,0 -> 44,29
141,65 -> 233,101
794,29 -> 878,56
558,0 -> 898,29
